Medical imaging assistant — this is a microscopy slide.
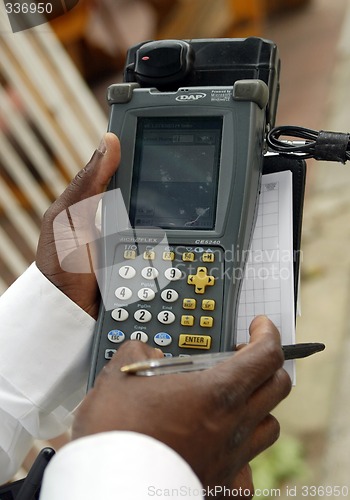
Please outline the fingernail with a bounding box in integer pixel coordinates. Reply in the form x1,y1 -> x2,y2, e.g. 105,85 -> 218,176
97,136 -> 107,155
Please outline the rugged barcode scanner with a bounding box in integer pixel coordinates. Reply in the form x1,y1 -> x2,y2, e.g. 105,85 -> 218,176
88,38 -> 280,386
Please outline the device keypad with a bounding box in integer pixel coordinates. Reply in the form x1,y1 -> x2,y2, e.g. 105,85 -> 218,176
101,244 -> 224,358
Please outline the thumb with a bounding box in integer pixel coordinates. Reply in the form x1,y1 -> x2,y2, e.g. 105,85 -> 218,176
54,132 -> 121,214
36,133 -> 120,272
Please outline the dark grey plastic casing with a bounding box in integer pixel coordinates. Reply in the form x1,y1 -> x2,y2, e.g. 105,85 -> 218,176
88,80 -> 268,386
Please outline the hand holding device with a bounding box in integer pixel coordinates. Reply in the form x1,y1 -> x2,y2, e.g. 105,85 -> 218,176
36,133 -> 120,320
74,316 -> 291,495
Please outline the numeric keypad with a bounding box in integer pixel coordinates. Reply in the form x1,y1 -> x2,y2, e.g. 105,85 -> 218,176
103,244 -> 224,357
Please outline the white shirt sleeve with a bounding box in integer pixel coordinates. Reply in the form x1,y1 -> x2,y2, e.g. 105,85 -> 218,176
0,263 -> 95,483
0,266 -> 204,494
40,432 -> 204,500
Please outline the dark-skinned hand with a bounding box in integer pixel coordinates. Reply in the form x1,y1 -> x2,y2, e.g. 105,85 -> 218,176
73,316 -> 291,497
36,133 -> 120,319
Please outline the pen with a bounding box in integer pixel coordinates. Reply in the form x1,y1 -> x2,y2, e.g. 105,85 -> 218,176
120,342 -> 326,376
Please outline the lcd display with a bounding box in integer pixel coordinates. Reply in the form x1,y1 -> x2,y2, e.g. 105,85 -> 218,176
129,116 -> 222,230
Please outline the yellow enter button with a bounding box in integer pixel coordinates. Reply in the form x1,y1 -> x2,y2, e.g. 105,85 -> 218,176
179,334 -> 212,350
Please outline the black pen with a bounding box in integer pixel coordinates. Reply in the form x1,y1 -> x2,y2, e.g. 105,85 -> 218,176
120,342 -> 326,376
282,342 -> 325,360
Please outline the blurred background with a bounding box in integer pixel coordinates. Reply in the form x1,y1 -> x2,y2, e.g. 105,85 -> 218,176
1,0 -> 350,496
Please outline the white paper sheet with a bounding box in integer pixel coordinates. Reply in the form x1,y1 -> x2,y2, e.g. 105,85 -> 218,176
237,170 -> 296,381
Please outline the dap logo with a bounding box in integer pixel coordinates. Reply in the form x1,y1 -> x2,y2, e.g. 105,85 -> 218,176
175,93 -> 206,102
4,0 -> 80,33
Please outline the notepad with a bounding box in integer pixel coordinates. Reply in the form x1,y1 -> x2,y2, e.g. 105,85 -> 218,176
237,170 -> 296,381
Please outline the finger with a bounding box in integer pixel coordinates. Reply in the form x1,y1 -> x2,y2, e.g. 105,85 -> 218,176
228,464 -> 254,499
245,367 -> 292,425
248,315 -> 281,346
92,133 -> 121,191
37,133 -> 120,273
235,343 -> 247,351
239,414 -> 281,465
75,132 -> 121,198
103,341 -> 164,374
208,316 -> 284,404
46,133 -> 121,220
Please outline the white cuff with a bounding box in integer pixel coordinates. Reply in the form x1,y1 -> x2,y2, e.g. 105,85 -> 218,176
0,263 -> 95,437
40,432 -> 203,500
0,408 -> 33,485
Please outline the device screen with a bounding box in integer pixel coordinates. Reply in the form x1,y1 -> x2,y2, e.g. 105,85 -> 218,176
129,116 -> 222,230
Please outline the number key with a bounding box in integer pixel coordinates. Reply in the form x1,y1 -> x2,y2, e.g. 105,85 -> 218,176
164,268 -> 182,281
111,308 -> 129,321
115,287 -> 132,301
118,265 -> 136,279
134,309 -> 152,323
130,331 -> 149,342
141,267 -> 159,280
161,289 -> 179,303
157,311 -> 175,324
137,288 -> 155,301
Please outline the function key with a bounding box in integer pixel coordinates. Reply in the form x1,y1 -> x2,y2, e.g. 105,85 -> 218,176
124,250 -> 136,260
163,251 -> 175,261
107,330 -> 125,343
154,332 -> 172,347
181,315 -> 195,326
105,349 -> 117,359
201,299 -> 215,311
118,265 -> 136,279
143,250 -> 155,260
178,334 -> 212,350
202,252 -> 215,263
182,252 -> 195,262
200,316 -> 214,328
183,298 -> 196,310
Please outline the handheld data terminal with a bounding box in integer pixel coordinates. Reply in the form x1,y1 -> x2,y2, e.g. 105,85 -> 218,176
88,38 -> 280,386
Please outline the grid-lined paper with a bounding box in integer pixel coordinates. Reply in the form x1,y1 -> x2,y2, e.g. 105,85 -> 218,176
237,170 -> 295,381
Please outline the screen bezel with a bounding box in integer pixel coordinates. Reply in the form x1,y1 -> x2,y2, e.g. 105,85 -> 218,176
109,106 -> 238,239
129,116 -> 223,231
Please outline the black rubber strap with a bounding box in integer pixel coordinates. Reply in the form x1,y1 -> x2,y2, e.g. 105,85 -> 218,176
314,130 -> 350,163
